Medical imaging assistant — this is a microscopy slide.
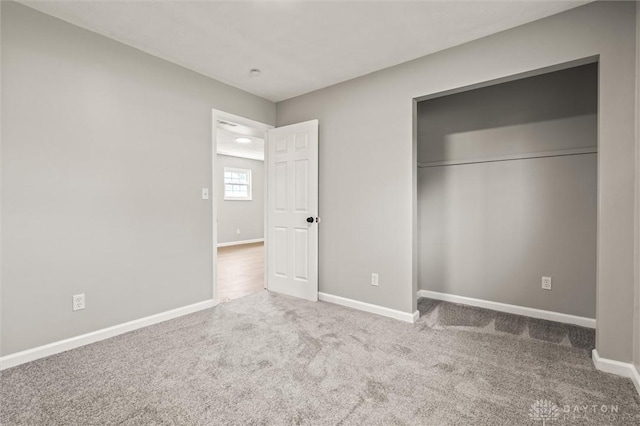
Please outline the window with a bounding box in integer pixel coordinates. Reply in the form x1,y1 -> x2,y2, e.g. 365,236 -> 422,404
224,167 -> 252,200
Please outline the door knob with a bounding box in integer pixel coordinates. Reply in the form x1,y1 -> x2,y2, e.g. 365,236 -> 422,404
306,217 -> 314,223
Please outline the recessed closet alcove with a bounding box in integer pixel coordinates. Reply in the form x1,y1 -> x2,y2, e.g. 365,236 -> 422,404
416,62 -> 598,320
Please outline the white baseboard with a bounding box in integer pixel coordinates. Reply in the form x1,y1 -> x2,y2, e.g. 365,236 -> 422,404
0,299 -> 216,371
318,292 -> 418,324
217,238 -> 264,248
417,290 -> 596,328
592,350 -> 640,395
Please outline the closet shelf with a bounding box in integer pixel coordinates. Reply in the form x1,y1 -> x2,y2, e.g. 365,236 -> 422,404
417,147 -> 597,168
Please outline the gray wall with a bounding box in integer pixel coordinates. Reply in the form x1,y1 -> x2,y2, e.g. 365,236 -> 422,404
635,1 -> 640,375
418,64 -> 597,164
0,1 -> 4,357
216,155 -> 264,244
276,1 -> 637,363
418,65 -> 597,318
419,157 -> 597,317
1,2 -> 275,356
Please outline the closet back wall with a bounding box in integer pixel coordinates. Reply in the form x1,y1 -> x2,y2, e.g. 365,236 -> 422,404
417,64 -> 597,318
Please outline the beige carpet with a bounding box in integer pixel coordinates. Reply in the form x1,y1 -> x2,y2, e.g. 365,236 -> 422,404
1,291 -> 638,425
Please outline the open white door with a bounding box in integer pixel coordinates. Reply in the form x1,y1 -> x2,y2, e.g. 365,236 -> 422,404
267,120 -> 319,301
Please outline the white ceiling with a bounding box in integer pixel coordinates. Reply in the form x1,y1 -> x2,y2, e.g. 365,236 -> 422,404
22,0 -> 589,102
217,127 -> 265,161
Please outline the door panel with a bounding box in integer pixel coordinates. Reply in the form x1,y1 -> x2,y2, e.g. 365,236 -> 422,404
267,120 -> 318,301
294,160 -> 309,211
294,228 -> 309,280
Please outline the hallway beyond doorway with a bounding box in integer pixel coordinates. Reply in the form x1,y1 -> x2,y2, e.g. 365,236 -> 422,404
217,242 -> 265,303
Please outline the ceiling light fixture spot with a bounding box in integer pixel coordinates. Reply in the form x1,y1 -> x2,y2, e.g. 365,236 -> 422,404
249,68 -> 261,77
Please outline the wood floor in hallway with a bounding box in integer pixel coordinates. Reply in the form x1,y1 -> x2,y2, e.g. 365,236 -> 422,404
217,242 -> 265,303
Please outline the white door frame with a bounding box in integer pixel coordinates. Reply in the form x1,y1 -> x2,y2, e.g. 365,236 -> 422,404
211,109 -> 273,303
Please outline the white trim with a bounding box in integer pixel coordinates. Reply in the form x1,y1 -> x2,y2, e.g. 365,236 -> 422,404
592,350 -> 640,395
217,238 -> 265,248
318,292 -> 418,323
0,299 -> 215,371
417,290 -> 596,328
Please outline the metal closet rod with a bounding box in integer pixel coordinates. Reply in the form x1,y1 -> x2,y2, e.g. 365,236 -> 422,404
417,147 -> 597,168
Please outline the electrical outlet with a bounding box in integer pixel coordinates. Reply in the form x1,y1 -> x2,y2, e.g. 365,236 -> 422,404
371,273 -> 379,286
201,188 -> 209,200
541,276 -> 552,290
72,294 -> 85,311
236,229 -> 240,235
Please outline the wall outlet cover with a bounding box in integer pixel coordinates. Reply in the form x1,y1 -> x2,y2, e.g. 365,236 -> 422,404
73,294 -> 85,311
371,273 -> 379,286
542,276 -> 552,290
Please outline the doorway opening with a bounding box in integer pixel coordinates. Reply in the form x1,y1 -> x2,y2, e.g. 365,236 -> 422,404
212,110 -> 273,303
212,110 -> 320,304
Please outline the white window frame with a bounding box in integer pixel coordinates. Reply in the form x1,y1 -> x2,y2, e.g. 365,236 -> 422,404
223,167 -> 252,201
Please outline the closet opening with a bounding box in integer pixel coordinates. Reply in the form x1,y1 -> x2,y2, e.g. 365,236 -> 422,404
413,59 -> 598,346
